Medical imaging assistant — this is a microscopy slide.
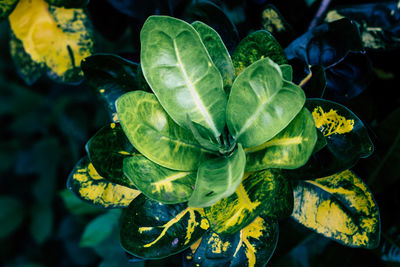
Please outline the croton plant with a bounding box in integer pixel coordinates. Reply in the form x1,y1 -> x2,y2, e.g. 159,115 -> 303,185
68,15 -> 380,266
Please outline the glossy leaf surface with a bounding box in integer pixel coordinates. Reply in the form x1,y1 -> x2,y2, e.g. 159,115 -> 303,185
0,0 -> 18,20
184,217 -> 278,267
280,64 -> 293,81
227,58 -> 305,148
116,91 -> 211,171
8,0 -> 94,83
292,170 -> 380,249
232,30 -> 287,76
140,16 -> 226,138
205,169 -> 293,234
245,108 -> 317,171
120,195 -> 209,259
81,54 -> 146,121
86,123 -> 137,189
291,99 -> 373,179
124,155 -> 196,204
188,144 -> 246,208
67,157 -> 140,208
183,0 -> 239,53
192,21 -> 235,93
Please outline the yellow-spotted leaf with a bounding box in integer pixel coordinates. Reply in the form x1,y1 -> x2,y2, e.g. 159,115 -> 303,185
120,194 -> 209,259
205,169 -> 293,235
188,144 -> 246,208
291,169 -> 380,249
8,0 -> 94,83
192,20 -> 235,93
232,30 -> 287,76
183,217 -> 278,267
140,16 -> 227,139
116,91 -> 212,171
291,99 -> 374,179
10,33 -> 44,85
0,0 -> 18,20
245,108 -> 317,172
86,123 -> 138,189
123,155 -> 196,204
67,157 -> 140,208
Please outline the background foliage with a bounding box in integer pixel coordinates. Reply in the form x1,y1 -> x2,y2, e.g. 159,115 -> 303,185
0,0 -> 399,266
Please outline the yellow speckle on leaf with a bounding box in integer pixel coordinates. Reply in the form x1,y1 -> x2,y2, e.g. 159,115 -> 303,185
9,0 -> 93,80
262,8 -> 285,32
208,233 -> 230,254
99,89 -> 105,93
312,106 -> 354,136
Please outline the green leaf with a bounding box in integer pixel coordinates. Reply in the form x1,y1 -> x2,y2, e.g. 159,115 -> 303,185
8,0 -> 94,83
227,57 -> 305,148
140,15 -> 227,138
123,155 -> 196,204
184,217 -> 278,267
291,169 -> 380,249
45,0 -> 89,8
81,54 -> 147,121
205,169 -> 293,234
280,64 -> 293,81
68,157 -> 140,208
59,189 -> 102,215
0,196 -> 24,239
188,144 -> 246,208
245,108 -> 317,171
0,0 -> 18,20
313,129 -> 327,154
291,98 -> 374,179
80,210 -> 121,247
232,30 -> 287,76
120,195 -> 209,259
30,203 -> 53,244
116,91 -> 212,171
10,32 -> 44,85
86,123 -> 137,189
192,20 -> 235,93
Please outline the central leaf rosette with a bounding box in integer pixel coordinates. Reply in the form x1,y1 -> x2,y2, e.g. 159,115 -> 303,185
114,15 -> 315,212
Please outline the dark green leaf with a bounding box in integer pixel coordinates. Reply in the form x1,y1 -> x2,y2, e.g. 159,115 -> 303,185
291,169 -> 380,249
0,196 -> 24,239
0,0 -> 18,20
188,144 -> 246,208
290,99 -> 374,179
227,58 -> 305,148
302,65 -> 326,98
261,5 -> 294,46
183,0 -> 239,53
68,157 -> 140,208
80,210 -> 121,247
205,169 -> 293,234
140,16 -> 227,139
116,91 -> 212,171
232,30 -> 287,76
184,217 -> 278,267
245,108 -> 317,171
280,64 -> 293,81
120,195 -> 209,259
81,54 -> 145,121
87,123 -> 137,189
192,20 -> 235,93
123,155 -> 196,204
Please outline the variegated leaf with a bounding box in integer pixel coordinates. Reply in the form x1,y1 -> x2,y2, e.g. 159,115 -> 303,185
205,169 -> 293,235
67,157 -> 140,208
120,195 -> 209,259
116,91 -> 212,171
86,123 -> 137,189
8,0 -> 94,83
245,108 -> 317,171
291,169 -> 380,249
123,155 -> 196,204
183,217 -> 278,267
